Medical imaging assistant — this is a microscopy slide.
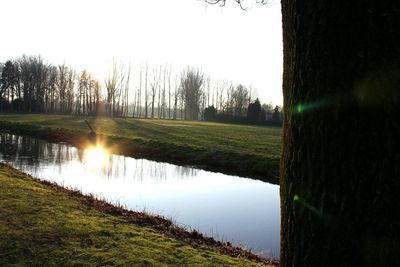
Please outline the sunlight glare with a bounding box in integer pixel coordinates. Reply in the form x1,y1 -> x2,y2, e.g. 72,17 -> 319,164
83,145 -> 109,171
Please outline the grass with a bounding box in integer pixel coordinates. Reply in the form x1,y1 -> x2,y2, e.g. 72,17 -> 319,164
0,113 -> 281,183
0,163 -> 274,266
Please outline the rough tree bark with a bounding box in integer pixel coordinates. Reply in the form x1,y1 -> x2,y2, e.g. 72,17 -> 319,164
280,1 -> 400,266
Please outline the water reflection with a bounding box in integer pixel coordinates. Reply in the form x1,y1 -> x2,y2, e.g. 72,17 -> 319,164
0,132 -> 279,258
0,133 -> 199,181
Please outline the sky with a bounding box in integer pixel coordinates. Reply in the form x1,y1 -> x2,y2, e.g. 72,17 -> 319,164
0,0 -> 283,105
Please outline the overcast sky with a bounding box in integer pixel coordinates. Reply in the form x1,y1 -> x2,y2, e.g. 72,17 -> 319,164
0,0 -> 283,105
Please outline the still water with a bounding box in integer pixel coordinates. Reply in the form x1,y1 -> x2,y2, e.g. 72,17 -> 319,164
0,132 -> 280,258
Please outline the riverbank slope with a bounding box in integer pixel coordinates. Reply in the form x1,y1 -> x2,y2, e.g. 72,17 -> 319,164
0,163 -> 276,266
0,114 -> 281,183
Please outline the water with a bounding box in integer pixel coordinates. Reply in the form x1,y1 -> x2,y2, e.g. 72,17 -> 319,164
0,132 -> 280,258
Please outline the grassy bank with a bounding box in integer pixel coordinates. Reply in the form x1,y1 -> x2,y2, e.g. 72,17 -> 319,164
0,163 -> 275,266
0,114 -> 281,183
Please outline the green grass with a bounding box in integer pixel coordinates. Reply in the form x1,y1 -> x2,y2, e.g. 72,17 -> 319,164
0,164 -> 269,266
0,114 -> 281,183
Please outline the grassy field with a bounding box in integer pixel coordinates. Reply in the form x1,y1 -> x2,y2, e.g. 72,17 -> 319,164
0,163 -> 273,266
0,114 -> 281,183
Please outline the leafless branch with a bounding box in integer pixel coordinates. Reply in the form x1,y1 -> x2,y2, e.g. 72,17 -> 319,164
203,0 -> 269,10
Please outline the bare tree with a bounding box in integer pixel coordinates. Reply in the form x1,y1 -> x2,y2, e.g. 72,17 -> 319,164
136,65 -> 143,118
65,69 -> 75,114
122,64 -> 131,117
173,75 -> 179,119
46,65 -> 58,113
105,61 -> 125,116
157,65 -> 162,118
180,67 -> 205,120
57,64 -> 68,113
162,65 -> 167,118
232,84 -> 249,117
150,67 -> 159,118
205,76 -> 211,107
77,70 -> 89,115
144,64 -> 149,118
167,65 -> 172,119
92,79 -> 101,115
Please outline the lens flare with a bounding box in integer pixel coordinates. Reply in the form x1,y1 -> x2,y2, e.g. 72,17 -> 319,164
293,98 -> 332,115
293,194 -> 331,224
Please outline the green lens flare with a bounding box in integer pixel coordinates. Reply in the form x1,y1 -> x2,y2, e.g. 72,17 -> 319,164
293,193 -> 331,224
293,98 -> 332,114
296,104 -> 303,113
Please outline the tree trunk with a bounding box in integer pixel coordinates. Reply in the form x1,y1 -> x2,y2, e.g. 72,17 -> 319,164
280,1 -> 400,266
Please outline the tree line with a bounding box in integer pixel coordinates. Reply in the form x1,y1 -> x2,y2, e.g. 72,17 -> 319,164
204,97 -> 282,126
0,55 -> 282,125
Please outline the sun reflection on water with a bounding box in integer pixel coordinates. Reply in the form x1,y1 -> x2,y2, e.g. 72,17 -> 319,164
83,144 -> 109,171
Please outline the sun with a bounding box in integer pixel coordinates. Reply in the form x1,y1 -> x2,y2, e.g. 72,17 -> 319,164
83,144 -> 109,171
